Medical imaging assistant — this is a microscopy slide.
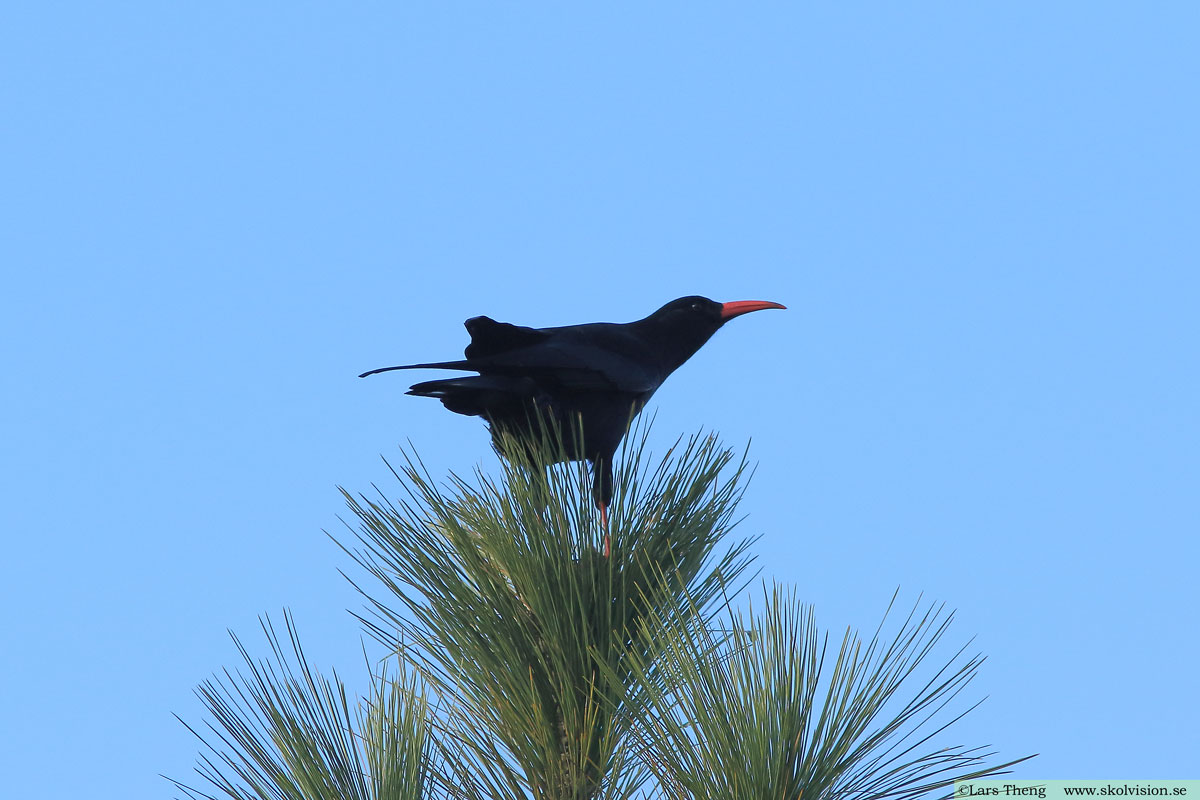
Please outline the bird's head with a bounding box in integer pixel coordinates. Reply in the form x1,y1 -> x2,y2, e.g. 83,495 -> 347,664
640,295 -> 786,370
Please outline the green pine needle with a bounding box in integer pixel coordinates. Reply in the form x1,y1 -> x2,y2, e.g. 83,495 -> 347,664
338,422 -> 759,800
613,584 -> 1034,800
172,612 -> 441,800
173,420 -> 1030,800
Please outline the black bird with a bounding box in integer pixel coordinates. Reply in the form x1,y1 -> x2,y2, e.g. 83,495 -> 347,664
359,295 -> 785,554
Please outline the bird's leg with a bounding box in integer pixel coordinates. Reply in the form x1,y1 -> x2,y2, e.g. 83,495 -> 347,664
591,457 -> 613,558
599,502 -> 610,558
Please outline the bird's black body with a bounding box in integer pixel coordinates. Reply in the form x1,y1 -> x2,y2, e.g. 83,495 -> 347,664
360,296 -> 784,526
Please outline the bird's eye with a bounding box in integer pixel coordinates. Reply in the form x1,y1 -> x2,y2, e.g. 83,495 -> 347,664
690,301 -> 703,311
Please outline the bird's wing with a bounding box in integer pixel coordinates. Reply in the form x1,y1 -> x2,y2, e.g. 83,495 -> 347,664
461,318 -> 660,393
364,321 -> 661,393
468,340 -> 661,394
463,316 -> 550,359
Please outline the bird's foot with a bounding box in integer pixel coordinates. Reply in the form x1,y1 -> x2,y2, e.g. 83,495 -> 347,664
600,503 -> 610,558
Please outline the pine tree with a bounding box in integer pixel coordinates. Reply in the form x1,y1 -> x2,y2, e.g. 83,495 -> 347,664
172,425 -> 1028,800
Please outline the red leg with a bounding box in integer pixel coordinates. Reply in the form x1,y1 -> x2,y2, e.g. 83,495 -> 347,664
600,502 -> 610,557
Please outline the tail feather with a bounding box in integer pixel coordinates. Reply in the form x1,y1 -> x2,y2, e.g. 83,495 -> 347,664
407,374 -> 540,417
358,359 -> 472,379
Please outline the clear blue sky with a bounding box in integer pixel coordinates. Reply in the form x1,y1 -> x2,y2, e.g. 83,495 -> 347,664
3,4 -> 1198,796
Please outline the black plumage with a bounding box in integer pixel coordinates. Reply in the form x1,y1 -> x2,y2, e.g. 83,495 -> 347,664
360,295 -> 785,551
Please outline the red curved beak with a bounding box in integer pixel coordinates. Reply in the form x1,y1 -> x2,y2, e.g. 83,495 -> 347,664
720,299 -> 787,320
